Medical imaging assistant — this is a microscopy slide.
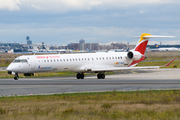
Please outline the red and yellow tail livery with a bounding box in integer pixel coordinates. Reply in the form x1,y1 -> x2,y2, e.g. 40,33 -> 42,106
134,33 -> 151,54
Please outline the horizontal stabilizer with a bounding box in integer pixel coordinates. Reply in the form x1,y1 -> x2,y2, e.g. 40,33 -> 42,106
133,35 -> 175,38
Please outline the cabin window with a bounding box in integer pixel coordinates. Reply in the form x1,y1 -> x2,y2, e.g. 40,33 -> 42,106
79,58 -> 80,61
96,58 -> 98,60
67,59 -> 68,61
84,58 -> 86,60
76,58 -> 77,61
44,60 -> 46,62
88,58 -> 90,60
112,57 -> 114,59
121,57 -> 122,59
50,60 -> 52,62
115,57 -> 117,59
57,59 -> 59,62
60,59 -> 62,62
70,59 -> 72,61
109,57 -> 111,59
54,59 -> 56,62
63,59 -> 65,61
106,57 -> 108,60
82,58 -> 83,61
99,57 -> 101,60
92,58 -> 94,60
102,57 -> 104,60
47,60 -> 49,62
73,59 -> 75,61
118,57 -> 120,59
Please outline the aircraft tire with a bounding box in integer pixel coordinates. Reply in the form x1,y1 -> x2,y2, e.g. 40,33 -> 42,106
101,74 -> 105,79
97,73 -> 102,79
14,77 -> 18,80
76,73 -> 81,79
80,74 -> 84,79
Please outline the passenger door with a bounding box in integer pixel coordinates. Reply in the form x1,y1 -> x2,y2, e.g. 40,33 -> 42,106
30,57 -> 36,70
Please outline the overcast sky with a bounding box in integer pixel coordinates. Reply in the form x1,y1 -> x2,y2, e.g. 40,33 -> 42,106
0,0 -> 179,45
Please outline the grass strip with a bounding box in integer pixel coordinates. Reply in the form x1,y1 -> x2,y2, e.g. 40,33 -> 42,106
0,90 -> 180,120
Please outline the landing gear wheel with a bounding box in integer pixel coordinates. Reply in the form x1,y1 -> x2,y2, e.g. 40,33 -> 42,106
80,74 -> 84,79
101,74 -> 105,79
97,73 -> 105,79
97,73 -> 102,79
76,73 -> 81,79
14,73 -> 19,80
76,73 -> 85,79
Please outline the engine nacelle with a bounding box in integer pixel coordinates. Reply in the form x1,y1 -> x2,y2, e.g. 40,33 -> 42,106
127,51 -> 143,60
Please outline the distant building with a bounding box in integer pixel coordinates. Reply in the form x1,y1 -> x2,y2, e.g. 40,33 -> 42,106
26,36 -> 30,40
27,40 -> 32,45
79,39 -> 85,43
26,36 -> 32,44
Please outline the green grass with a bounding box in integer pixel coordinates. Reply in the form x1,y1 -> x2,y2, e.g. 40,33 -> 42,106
0,59 -> 13,67
137,60 -> 180,68
0,90 -> 180,119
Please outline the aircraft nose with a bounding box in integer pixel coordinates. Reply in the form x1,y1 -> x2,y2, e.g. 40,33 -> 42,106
7,65 -> 12,71
7,64 -> 16,72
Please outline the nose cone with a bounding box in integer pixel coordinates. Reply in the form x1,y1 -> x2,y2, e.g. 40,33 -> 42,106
7,64 -> 12,71
7,64 -> 17,72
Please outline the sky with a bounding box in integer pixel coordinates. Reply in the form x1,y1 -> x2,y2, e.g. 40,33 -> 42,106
0,0 -> 180,46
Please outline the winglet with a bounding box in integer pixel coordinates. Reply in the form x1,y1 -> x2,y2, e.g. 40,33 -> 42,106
163,58 -> 176,67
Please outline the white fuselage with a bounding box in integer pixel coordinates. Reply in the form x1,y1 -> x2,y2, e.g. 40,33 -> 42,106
7,52 -> 133,74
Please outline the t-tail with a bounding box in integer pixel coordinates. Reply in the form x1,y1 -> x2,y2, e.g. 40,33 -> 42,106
127,33 -> 174,66
134,33 -> 151,55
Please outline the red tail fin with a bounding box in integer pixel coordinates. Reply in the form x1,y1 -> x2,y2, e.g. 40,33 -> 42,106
134,33 -> 151,54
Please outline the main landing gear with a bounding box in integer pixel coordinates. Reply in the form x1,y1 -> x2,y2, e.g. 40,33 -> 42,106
97,73 -> 105,79
76,73 -> 84,79
14,73 -> 19,80
76,73 -> 106,79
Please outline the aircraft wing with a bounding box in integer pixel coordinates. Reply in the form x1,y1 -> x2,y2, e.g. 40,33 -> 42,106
87,58 -> 175,72
91,66 -> 159,72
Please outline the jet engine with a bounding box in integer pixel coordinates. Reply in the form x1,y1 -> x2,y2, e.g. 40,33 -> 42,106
127,51 -> 143,60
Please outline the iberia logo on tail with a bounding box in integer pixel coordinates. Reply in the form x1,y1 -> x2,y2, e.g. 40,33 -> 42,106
134,33 -> 151,55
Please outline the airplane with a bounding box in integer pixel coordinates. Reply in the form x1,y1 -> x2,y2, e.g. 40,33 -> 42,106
7,33 -> 174,80
151,44 -> 179,51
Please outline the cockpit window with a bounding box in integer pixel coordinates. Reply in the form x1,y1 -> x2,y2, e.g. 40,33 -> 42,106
21,59 -> 28,62
13,59 -> 28,63
13,60 -> 21,63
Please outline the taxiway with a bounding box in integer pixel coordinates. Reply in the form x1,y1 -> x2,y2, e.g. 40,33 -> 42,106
0,68 -> 180,96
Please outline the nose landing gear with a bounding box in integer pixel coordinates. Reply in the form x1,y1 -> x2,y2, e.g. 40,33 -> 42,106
14,73 -> 19,80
